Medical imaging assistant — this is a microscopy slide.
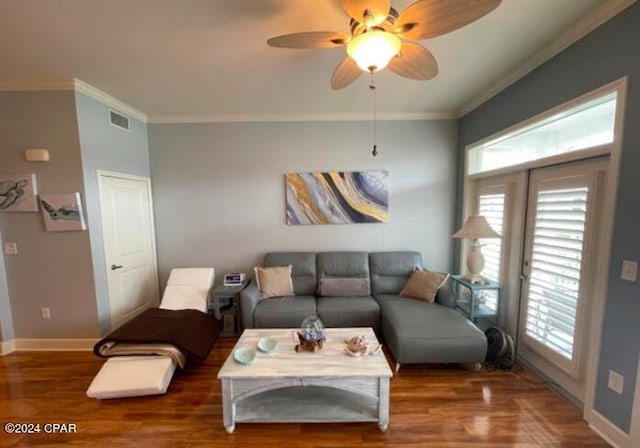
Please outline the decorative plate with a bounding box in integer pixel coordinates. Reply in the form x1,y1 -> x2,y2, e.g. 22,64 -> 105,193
233,347 -> 256,365
257,337 -> 277,353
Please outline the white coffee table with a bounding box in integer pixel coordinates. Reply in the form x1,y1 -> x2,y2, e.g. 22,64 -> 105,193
217,327 -> 392,433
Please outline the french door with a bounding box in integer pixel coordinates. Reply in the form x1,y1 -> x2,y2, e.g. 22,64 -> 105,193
470,173 -> 527,336
470,158 -> 607,403
518,158 -> 607,401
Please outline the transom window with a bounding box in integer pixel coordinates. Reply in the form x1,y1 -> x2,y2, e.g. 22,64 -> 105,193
468,92 -> 617,175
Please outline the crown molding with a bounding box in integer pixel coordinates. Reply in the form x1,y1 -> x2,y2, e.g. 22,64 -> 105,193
147,111 -> 456,124
0,79 -> 75,92
73,79 -> 147,123
0,78 -> 148,122
457,0 -> 637,118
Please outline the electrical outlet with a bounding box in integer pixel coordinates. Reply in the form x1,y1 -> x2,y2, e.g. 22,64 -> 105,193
3,242 -> 17,255
41,307 -> 51,320
607,370 -> 624,394
621,260 -> 638,282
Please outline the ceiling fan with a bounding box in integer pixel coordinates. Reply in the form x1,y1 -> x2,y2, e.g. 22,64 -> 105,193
267,0 -> 502,89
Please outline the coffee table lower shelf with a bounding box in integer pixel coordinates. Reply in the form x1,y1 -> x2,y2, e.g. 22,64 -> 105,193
221,379 -> 389,433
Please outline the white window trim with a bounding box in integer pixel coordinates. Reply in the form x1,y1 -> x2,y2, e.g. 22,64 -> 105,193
461,77 -> 628,430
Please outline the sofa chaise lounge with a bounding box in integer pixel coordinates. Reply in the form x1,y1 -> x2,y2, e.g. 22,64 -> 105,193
240,251 -> 487,371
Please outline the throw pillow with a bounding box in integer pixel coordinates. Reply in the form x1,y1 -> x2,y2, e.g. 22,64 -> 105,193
399,268 -> 449,302
254,265 -> 294,299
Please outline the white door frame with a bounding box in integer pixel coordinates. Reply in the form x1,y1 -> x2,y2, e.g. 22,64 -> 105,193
460,78 -> 628,437
97,170 -> 159,329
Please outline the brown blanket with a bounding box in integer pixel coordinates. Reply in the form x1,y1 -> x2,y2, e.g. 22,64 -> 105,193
94,308 -> 221,366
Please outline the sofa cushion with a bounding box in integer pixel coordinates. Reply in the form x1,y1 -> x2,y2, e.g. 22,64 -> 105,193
317,277 -> 370,297
376,294 -> 487,364
369,252 -> 423,295
316,296 -> 380,333
265,252 -> 316,295
254,265 -> 294,299
253,295 -> 316,328
317,251 -> 370,277
399,269 -> 449,302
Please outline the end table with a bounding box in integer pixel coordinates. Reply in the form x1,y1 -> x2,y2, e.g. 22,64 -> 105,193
451,275 -> 501,324
209,280 -> 250,337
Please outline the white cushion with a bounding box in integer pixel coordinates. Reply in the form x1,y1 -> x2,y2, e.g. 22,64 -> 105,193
87,356 -> 176,399
167,268 -> 214,286
159,267 -> 214,313
160,285 -> 210,313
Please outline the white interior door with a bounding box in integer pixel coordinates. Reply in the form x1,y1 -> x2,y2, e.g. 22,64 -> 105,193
518,158 -> 607,402
98,172 -> 158,329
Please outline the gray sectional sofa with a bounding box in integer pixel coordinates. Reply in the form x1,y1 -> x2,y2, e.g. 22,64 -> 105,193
240,251 -> 487,370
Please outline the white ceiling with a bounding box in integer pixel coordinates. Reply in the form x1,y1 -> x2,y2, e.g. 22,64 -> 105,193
0,0 -> 617,121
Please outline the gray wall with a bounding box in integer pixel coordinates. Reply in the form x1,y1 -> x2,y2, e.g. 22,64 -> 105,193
149,120 -> 458,288
0,91 -> 98,338
0,226 -> 14,342
75,92 -> 151,335
457,3 -> 640,433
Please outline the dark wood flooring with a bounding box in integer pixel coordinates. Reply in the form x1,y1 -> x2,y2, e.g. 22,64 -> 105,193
0,338 -> 608,447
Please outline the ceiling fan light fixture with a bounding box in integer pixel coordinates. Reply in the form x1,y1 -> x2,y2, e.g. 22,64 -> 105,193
346,31 -> 401,73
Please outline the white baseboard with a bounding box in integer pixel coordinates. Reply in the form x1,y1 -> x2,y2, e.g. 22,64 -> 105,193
589,409 -> 630,448
0,339 -> 16,355
13,338 -> 97,351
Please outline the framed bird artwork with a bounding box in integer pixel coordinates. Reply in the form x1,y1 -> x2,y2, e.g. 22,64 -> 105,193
0,173 -> 38,212
39,192 -> 87,232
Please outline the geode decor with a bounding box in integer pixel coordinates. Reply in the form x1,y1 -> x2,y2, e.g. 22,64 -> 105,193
295,333 -> 324,353
295,316 -> 326,353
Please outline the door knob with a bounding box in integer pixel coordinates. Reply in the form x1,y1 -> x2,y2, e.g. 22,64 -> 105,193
111,264 -> 123,271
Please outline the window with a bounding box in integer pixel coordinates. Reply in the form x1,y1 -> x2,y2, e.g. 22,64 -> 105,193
468,92 -> 617,175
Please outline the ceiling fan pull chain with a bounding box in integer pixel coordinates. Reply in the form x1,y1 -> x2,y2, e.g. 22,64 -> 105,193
370,74 -> 378,157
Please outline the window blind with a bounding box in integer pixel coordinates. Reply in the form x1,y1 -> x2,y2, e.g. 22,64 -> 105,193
525,187 -> 588,361
478,192 -> 505,311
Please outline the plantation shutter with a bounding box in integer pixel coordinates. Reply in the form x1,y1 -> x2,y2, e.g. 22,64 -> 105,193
524,187 -> 588,362
477,192 -> 506,312
478,192 -> 505,283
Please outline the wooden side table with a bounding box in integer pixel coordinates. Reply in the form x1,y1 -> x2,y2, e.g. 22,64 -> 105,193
451,275 -> 501,324
209,280 -> 250,337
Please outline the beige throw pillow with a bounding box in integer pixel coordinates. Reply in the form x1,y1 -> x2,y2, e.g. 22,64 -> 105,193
254,265 -> 294,299
399,268 -> 449,302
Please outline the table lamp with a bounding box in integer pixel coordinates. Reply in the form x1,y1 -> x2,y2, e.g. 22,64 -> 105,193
453,215 -> 501,283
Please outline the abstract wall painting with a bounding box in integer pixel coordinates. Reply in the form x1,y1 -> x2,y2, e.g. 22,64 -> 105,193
39,192 -> 87,232
0,173 -> 38,212
285,170 -> 389,225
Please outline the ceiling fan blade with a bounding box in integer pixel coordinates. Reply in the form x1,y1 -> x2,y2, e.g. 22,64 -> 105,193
267,31 -> 350,49
331,57 -> 362,89
388,41 -> 438,80
342,0 -> 391,27
396,0 -> 501,40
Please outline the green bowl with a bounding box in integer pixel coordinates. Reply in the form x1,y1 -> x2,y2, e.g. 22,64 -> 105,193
233,347 -> 256,365
257,337 -> 277,353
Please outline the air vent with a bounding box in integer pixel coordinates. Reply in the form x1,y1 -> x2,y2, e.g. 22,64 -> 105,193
109,110 -> 130,131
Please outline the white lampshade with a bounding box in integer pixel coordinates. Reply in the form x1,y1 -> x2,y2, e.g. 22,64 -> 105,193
453,215 -> 501,282
346,31 -> 401,73
452,215 -> 501,240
